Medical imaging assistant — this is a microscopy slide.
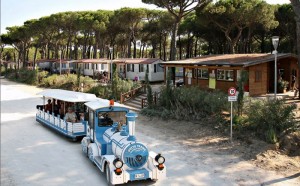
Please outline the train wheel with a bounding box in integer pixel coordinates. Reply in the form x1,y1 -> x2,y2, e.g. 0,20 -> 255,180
88,146 -> 94,162
106,164 -> 114,186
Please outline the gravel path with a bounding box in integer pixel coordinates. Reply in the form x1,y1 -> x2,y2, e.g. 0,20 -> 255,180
1,79 -> 299,186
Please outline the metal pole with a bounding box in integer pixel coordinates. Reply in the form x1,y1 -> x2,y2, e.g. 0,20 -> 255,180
109,47 -> 113,83
230,101 -> 233,142
274,50 -> 277,99
110,55 -> 112,83
59,50 -> 62,75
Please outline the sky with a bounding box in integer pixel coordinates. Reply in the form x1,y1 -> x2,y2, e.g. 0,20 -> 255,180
1,0 -> 291,34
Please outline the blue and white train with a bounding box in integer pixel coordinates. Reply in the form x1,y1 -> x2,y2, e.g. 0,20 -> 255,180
81,99 -> 166,185
36,89 -> 166,185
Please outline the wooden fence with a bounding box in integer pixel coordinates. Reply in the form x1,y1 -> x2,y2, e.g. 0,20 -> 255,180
120,85 -> 146,104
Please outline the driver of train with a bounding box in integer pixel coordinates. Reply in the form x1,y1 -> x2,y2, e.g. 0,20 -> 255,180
99,113 -> 113,126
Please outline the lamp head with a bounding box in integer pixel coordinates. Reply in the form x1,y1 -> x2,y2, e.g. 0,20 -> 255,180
272,36 -> 279,50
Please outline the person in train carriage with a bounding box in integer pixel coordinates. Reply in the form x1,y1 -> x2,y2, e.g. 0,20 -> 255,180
53,99 -> 60,116
45,99 -> 52,114
65,107 -> 77,122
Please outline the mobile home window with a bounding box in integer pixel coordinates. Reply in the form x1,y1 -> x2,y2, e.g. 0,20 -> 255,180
154,64 -> 157,73
139,64 -> 145,72
157,64 -> 164,72
101,64 -> 104,70
217,69 -> 234,81
255,70 -> 262,82
95,64 -> 98,70
127,64 -> 131,72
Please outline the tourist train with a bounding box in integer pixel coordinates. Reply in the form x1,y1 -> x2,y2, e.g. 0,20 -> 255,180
36,89 -> 99,140
36,89 -> 166,185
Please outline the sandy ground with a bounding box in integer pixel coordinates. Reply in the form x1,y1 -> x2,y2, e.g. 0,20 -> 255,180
1,78 -> 299,186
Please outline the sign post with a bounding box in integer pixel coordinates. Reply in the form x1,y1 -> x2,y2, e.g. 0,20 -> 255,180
228,87 -> 237,142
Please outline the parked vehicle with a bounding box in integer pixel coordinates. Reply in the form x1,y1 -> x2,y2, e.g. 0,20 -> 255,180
81,99 -> 166,185
36,89 -> 99,141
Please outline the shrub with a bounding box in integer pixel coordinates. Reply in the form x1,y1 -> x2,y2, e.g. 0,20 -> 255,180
147,86 -> 229,121
87,85 -> 112,99
7,68 -> 38,85
245,99 -> 297,143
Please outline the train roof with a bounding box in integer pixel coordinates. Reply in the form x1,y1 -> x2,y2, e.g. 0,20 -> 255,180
37,89 -> 98,102
84,99 -> 131,110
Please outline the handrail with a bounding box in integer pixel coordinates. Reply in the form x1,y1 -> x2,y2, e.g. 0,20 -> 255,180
120,85 -> 145,103
141,91 -> 160,109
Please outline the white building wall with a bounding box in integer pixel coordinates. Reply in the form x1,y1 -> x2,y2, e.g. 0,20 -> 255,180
125,61 -> 164,82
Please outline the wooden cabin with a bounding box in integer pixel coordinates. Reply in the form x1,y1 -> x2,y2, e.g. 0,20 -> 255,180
161,53 -> 298,96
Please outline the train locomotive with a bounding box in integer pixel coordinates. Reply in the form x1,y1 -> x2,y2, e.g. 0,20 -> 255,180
81,99 -> 166,185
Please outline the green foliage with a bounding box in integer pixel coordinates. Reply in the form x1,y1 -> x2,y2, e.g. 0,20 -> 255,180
149,86 -> 228,120
145,65 -> 153,107
6,68 -> 38,85
87,85 -> 112,99
237,70 -> 248,116
245,99 -> 298,143
140,108 -> 171,120
159,69 -> 173,109
39,74 -> 95,91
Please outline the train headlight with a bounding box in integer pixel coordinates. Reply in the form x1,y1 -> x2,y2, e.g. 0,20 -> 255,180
155,154 -> 165,164
113,158 -> 123,168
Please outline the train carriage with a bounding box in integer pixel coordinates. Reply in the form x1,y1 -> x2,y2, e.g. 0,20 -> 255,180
36,89 -> 99,141
81,99 -> 166,185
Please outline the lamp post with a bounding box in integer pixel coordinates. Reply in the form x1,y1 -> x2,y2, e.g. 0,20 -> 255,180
272,36 -> 279,99
59,50 -> 62,75
109,47 -> 113,83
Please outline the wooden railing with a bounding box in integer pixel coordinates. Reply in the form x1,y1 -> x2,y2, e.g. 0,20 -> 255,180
120,85 -> 146,103
141,91 -> 160,109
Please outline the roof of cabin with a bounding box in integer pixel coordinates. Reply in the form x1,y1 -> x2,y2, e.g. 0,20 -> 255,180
161,53 -> 297,67
113,58 -> 161,64
37,89 -> 98,102
73,58 -> 110,64
84,99 -> 131,110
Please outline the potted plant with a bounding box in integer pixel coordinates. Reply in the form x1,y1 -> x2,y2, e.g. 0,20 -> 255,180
278,79 -> 289,93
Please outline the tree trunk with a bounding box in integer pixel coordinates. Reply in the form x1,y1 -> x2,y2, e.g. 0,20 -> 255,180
170,21 -> 179,61
33,47 -> 38,69
127,37 -> 131,58
178,36 -> 182,60
296,20 -> 300,99
290,0 -> 300,99
194,38 -> 198,57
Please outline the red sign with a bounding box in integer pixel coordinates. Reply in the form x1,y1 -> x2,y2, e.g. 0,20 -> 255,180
228,87 -> 236,96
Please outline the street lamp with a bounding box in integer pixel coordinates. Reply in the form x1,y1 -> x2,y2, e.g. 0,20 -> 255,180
59,50 -> 62,75
109,47 -> 113,83
272,36 -> 279,99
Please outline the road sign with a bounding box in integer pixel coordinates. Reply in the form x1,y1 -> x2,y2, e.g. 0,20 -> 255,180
228,96 -> 237,102
228,87 -> 236,96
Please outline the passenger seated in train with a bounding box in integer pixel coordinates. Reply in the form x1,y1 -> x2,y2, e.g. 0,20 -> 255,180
45,99 -> 52,114
65,107 -> 77,122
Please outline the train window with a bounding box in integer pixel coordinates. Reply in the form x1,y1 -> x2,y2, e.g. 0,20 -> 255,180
88,110 -> 94,129
97,111 -> 127,127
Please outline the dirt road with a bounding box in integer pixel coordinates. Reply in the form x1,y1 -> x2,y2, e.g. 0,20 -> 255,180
1,79 -> 299,186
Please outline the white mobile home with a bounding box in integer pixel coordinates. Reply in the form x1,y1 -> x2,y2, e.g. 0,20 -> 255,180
115,58 -> 164,82
74,59 -> 110,77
